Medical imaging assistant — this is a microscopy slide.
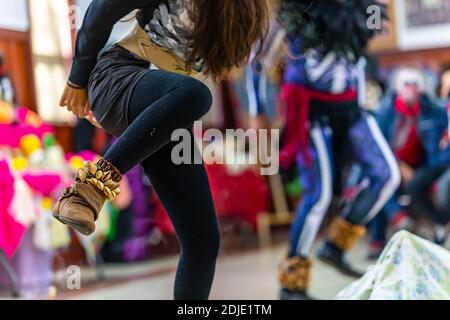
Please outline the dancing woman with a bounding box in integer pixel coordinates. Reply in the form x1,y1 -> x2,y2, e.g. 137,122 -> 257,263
53,0 -> 269,300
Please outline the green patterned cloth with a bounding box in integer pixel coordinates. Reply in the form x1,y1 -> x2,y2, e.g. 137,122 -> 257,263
336,231 -> 450,300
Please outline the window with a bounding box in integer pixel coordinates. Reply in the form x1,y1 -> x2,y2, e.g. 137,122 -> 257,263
29,0 -> 73,123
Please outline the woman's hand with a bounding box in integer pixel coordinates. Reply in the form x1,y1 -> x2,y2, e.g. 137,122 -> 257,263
59,84 -> 90,118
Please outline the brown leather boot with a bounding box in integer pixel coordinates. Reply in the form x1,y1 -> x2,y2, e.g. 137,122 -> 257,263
53,159 -> 122,236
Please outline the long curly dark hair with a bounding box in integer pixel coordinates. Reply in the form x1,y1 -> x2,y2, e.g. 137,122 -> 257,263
187,0 -> 270,81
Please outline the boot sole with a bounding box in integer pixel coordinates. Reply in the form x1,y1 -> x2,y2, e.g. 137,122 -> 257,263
280,290 -> 316,300
53,214 -> 94,236
317,254 -> 363,279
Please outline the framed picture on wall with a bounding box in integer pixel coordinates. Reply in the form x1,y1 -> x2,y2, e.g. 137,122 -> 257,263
396,0 -> 450,50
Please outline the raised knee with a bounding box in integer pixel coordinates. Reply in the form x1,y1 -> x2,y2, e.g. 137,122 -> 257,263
178,77 -> 212,118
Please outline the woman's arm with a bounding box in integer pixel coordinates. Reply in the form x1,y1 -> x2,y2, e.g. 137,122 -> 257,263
69,0 -> 159,87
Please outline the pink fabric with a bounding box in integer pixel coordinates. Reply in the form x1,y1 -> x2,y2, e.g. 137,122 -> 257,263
0,160 -> 26,258
16,107 -> 32,124
22,172 -> 63,197
78,150 -> 98,162
0,124 -> 54,148
15,107 -> 46,128
0,107 -> 54,148
65,150 -> 97,162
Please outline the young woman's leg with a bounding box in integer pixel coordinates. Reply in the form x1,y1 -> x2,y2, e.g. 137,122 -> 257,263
54,71 -> 219,299
115,70 -> 218,299
103,70 -> 212,174
141,138 -> 219,300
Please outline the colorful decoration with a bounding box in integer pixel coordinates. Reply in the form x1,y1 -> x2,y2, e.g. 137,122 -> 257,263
41,197 -> 53,211
16,107 -> 43,128
0,101 -> 14,124
11,156 -> 28,171
19,134 -> 42,157
0,160 -> 27,258
28,149 -> 46,166
45,145 -> 65,168
42,133 -> 56,149
68,155 -> 85,170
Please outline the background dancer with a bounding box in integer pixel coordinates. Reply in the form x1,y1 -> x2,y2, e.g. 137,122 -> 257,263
275,0 -> 400,300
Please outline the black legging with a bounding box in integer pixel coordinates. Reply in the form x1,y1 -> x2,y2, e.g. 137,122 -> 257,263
103,70 -> 220,300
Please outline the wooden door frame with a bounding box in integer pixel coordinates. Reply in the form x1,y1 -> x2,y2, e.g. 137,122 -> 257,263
0,27 -> 36,111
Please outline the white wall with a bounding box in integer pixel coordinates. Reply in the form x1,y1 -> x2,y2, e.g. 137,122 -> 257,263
0,0 -> 29,32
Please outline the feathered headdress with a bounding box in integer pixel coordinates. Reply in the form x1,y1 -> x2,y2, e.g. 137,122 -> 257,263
277,0 -> 388,61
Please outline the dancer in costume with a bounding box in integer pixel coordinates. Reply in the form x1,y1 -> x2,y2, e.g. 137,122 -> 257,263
53,0 -> 270,300
273,0 -> 400,300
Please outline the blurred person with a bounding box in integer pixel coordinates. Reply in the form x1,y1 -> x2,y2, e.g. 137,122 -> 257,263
245,17 -> 286,131
275,0 -> 399,300
405,65 -> 450,246
369,67 -> 450,256
407,162 -> 450,245
53,0 -> 270,300
244,12 -> 286,178
364,57 -> 387,113
0,55 -> 15,105
435,168 -> 450,226
439,65 -> 450,101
